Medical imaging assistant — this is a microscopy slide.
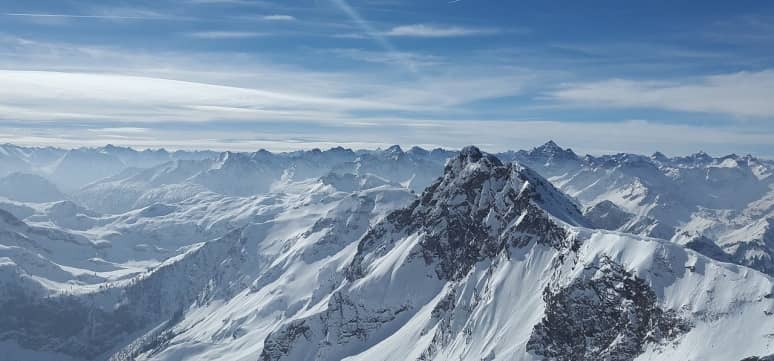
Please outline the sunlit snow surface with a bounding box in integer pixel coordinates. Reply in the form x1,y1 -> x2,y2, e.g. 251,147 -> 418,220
0,143 -> 772,360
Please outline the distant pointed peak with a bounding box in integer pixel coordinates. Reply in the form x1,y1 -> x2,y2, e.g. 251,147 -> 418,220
217,150 -> 237,162
688,151 -> 714,163
408,145 -> 428,155
251,149 -> 273,160
542,140 -> 561,149
651,151 -> 669,162
529,140 -> 579,160
385,144 -> 403,154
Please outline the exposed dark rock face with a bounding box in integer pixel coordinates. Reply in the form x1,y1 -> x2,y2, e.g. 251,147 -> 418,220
728,236 -> 774,276
348,146 -> 587,281
584,200 -> 635,231
418,288 -> 459,361
683,235 -> 732,263
259,291 -> 411,361
260,320 -> 312,361
741,356 -> 774,361
526,258 -> 690,361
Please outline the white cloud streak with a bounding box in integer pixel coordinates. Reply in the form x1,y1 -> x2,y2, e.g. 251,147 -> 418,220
384,24 -> 499,38
4,9 -> 182,21
6,13 -> 152,20
0,35 -> 537,114
187,31 -> 269,39
0,70 -> 401,123
551,70 -> 774,118
326,48 -> 444,68
262,14 -> 296,21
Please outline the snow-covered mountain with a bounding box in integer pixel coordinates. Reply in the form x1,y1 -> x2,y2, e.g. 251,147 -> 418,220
0,144 -> 218,192
0,143 -> 772,360
503,141 -> 774,276
74,146 -> 448,214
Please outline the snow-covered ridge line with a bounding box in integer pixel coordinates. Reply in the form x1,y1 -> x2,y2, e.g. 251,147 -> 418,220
1,143 -> 773,360
258,146 -> 774,361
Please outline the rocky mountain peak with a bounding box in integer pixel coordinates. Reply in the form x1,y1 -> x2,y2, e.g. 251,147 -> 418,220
526,140 -> 580,162
651,151 -> 669,163
444,145 -> 502,175
690,150 -> 713,163
385,144 -> 404,154
350,146 -> 587,281
541,139 -> 561,150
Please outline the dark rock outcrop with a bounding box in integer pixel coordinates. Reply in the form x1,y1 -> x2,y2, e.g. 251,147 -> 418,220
527,258 -> 690,361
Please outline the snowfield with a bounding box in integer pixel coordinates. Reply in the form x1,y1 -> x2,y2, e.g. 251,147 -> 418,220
0,143 -> 771,360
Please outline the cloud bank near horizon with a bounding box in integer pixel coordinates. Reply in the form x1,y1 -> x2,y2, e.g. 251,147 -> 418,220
1,0 -> 773,157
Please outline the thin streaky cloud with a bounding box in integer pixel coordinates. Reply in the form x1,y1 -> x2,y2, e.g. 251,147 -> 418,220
5,12 -> 170,20
187,31 -> 270,39
326,48 -> 443,68
262,14 -> 296,21
550,69 -> 774,118
188,0 -> 274,5
384,24 -> 500,38
329,0 -> 419,74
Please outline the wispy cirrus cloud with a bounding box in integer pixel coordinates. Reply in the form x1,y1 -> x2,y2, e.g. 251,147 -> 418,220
383,24 -> 500,38
188,0 -> 274,5
550,70 -> 774,118
0,70 -> 395,123
186,31 -> 269,39
326,48 -> 444,68
262,14 -> 296,21
4,8 -> 183,21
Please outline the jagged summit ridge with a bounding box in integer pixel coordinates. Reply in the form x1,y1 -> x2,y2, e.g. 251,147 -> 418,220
257,145 -> 771,361
349,145 -> 587,281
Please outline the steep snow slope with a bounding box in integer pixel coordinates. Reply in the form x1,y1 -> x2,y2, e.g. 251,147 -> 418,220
252,147 -> 773,361
506,141 -> 774,276
0,172 -> 415,361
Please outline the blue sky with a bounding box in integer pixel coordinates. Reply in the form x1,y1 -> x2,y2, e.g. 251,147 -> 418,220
0,0 -> 773,156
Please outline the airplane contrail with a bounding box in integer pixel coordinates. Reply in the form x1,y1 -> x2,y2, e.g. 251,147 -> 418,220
329,0 -> 419,74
